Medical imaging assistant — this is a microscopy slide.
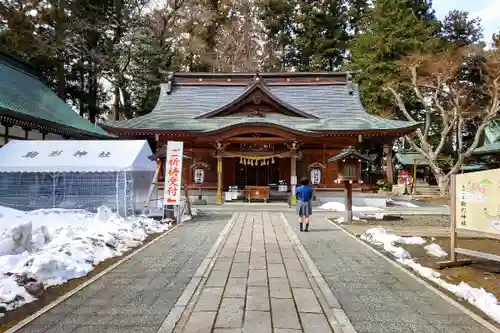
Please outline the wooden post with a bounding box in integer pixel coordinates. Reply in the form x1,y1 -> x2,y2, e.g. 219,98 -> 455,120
183,183 -> 192,216
345,181 -> 353,223
413,158 -> 417,195
216,156 -> 223,204
290,155 -> 297,206
383,144 -> 394,184
450,174 -> 457,262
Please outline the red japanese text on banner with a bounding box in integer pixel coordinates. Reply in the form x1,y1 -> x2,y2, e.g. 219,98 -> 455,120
164,141 -> 184,205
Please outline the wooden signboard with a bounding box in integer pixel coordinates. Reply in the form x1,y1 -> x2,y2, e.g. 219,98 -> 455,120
448,169 -> 500,265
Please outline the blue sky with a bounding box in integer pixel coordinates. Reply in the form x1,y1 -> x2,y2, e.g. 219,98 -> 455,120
432,0 -> 500,44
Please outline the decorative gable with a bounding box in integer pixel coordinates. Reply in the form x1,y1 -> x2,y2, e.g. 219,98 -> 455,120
195,80 -> 319,119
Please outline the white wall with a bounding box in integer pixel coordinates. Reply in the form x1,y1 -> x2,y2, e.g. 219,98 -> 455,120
9,125 -> 25,138
45,132 -> 65,140
28,129 -> 43,140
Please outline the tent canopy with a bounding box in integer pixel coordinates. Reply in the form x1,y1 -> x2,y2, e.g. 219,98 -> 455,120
0,140 -> 157,173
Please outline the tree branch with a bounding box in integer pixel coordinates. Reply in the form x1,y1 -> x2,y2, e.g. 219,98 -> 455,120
409,67 -> 432,140
385,86 -> 417,122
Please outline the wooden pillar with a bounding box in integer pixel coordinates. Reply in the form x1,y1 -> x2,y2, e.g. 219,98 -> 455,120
345,181 -> 353,223
216,156 -> 223,204
290,155 -> 297,206
383,144 -> 394,184
450,175 -> 457,262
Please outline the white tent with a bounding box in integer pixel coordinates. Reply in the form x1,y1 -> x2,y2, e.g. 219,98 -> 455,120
0,140 -> 157,173
0,140 -> 157,216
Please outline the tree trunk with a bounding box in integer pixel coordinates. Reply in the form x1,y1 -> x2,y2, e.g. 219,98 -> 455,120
113,86 -> 121,121
55,0 -> 66,99
436,174 -> 450,196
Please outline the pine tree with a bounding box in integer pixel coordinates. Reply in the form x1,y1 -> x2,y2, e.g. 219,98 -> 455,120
257,0 -> 296,71
441,10 -> 483,46
286,0 -> 349,71
346,0 -> 369,35
348,0 -> 442,115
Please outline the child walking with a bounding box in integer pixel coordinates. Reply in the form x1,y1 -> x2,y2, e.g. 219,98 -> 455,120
296,177 -> 313,232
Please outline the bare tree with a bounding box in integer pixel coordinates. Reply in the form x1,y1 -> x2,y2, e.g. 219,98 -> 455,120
386,45 -> 500,195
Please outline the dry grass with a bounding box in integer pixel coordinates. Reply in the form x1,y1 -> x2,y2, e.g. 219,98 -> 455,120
401,237 -> 500,299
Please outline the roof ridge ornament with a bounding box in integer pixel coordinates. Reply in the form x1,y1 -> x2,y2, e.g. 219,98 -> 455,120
346,72 -> 354,95
166,72 -> 174,95
254,72 -> 260,82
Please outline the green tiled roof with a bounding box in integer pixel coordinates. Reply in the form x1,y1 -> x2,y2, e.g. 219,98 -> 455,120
0,53 -> 113,138
103,73 -> 420,133
460,163 -> 488,171
328,147 -> 372,162
395,151 -> 454,166
473,141 -> 500,155
395,152 -> 429,166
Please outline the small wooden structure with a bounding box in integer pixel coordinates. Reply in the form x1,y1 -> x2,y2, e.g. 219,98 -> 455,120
245,186 -> 270,202
329,147 -> 372,222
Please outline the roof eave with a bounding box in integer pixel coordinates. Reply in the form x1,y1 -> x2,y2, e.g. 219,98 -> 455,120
0,107 -> 115,139
196,121 -> 322,137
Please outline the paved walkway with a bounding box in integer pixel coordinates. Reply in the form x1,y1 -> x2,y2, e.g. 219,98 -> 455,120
284,213 -> 494,333
10,211 -> 496,333
165,211 -> 348,333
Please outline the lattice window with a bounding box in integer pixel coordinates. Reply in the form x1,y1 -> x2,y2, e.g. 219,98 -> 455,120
343,164 -> 357,179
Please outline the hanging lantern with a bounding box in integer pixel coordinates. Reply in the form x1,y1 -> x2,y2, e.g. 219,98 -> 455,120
251,160 -> 254,166
240,157 -> 243,164
271,157 -> 275,164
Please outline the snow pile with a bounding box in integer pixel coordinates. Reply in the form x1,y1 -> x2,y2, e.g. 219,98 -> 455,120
424,243 -> 448,258
361,228 -> 425,259
387,198 -> 419,208
181,207 -> 199,222
0,205 -> 170,315
319,202 -> 382,212
361,227 -> 500,324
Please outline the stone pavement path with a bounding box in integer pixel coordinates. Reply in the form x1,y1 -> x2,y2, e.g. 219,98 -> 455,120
15,213 -> 231,333
170,211 -> 348,333
285,213 -> 494,333
11,211 -> 495,333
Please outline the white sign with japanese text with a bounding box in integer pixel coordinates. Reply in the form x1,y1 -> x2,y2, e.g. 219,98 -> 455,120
164,141 -> 184,206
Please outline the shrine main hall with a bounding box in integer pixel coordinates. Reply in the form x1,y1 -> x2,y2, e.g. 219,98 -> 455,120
102,72 -> 418,204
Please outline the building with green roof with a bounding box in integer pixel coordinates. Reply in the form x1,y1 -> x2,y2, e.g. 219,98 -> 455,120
102,72 -> 419,203
0,51 -> 113,146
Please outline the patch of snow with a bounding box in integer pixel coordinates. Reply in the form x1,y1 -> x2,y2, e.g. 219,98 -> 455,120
424,243 -> 448,258
0,205 -> 170,316
360,228 -> 425,259
361,227 -> 500,324
319,202 -> 382,212
387,198 -> 419,208
335,216 -> 360,224
360,213 -> 386,220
